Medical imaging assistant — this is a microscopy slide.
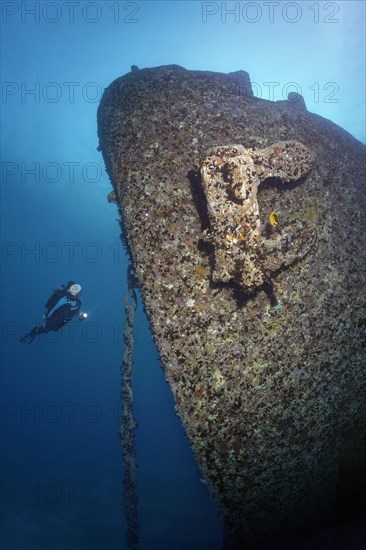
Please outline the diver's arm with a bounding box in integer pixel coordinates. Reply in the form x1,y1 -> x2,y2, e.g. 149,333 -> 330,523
74,299 -> 82,317
62,298 -> 82,322
75,299 -> 87,320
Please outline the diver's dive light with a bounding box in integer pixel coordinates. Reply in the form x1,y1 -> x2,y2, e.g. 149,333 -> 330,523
79,312 -> 88,320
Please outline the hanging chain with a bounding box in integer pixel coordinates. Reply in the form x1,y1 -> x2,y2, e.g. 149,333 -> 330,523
120,264 -> 139,550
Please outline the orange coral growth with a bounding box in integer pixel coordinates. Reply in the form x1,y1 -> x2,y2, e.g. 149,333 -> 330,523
194,266 -> 208,279
193,385 -> 204,398
194,301 -> 208,312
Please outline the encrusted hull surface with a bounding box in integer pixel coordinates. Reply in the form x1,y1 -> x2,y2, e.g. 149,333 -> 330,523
98,65 -> 366,548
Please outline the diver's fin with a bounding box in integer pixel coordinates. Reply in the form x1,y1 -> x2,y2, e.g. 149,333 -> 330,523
20,327 -> 42,344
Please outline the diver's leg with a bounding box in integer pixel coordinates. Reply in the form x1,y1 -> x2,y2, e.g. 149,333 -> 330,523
20,326 -> 47,344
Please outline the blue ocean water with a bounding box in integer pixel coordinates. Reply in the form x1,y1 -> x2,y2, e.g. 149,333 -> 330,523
1,2 -> 365,549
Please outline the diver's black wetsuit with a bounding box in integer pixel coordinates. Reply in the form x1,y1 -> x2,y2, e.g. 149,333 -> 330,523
21,281 -> 82,344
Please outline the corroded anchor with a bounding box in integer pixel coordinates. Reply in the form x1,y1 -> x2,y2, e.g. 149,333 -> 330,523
200,141 -> 315,293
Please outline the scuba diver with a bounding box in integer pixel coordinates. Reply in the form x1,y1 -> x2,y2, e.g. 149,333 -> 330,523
21,281 -> 87,344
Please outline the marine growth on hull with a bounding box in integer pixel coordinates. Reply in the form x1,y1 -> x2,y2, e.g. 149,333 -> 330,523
200,141 -> 315,293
